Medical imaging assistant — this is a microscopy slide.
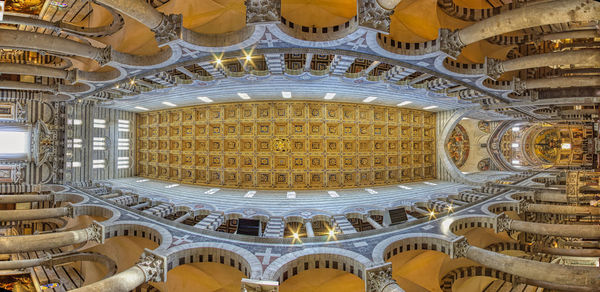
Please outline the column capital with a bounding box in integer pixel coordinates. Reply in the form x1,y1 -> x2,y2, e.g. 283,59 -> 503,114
495,213 -> 513,233
439,29 -> 465,59
485,57 -> 504,80
240,278 -> 279,292
245,0 -> 281,25
358,0 -> 393,34
518,199 -> 531,214
151,14 -> 183,45
136,249 -> 167,282
85,221 -> 105,244
65,204 -> 75,218
366,263 -> 396,292
511,77 -> 527,95
452,236 -> 470,259
93,46 -> 112,67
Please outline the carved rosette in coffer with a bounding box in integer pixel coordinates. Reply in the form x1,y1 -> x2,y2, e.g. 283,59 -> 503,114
136,101 -> 436,189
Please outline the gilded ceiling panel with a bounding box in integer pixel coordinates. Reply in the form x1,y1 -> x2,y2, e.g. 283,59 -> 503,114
136,101 -> 436,190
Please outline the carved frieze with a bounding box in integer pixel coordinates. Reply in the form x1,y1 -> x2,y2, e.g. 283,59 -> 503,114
439,29 -> 465,58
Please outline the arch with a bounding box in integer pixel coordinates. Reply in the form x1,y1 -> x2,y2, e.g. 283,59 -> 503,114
263,247 -> 372,282
372,233 -> 453,263
102,221 -> 173,251
165,242 -> 262,280
74,204 -> 121,223
445,215 -> 496,237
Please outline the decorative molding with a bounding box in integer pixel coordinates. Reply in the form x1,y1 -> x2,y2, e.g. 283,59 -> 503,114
245,0 -> 281,24
241,278 -> 279,292
358,0 -> 393,34
512,77 -> 526,95
151,14 -> 183,45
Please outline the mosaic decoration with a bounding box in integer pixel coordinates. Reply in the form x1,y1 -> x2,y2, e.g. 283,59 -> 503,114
446,124 -> 469,168
136,101 -> 436,189
478,120 -> 491,133
0,274 -> 35,291
3,0 -> 46,16
477,158 -> 491,171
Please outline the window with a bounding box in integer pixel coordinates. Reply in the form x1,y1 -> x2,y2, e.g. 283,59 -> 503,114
68,138 -> 82,149
117,157 -> 129,169
93,137 -> 106,150
93,119 -> 106,128
118,138 -> 129,150
67,119 -> 82,125
0,131 -> 28,154
93,159 -> 105,169
67,161 -> 81,168
118,120 -> 130,132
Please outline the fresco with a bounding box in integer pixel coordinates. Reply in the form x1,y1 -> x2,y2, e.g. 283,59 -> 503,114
446,124 -> 470,168
3,0 -> 46,16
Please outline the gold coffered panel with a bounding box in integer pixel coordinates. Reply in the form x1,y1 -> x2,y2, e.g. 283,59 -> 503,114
136,101 -> 436,189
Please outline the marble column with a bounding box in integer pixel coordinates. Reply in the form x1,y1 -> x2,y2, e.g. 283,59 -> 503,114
0,222 -> 103,253
496,213 -> 600,239
71,250 -> 164,292
453,239 -> 600,287
516,76 -> 600,92
174,212 -> 192,223
487,49 -> 600,79
304,221 -> 315,237
0,206 -> 72,221
441,0 -> 600,56
522,201 -> 600,216
541,29 -> 599,41
0,194 -> 54,204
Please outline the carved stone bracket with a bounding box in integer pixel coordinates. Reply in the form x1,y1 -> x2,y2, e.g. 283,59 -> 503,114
439,29 -> 465,59
245,0 -> 281,24
358,0 -> 393,34
136,249 -> 167,282
93,46 -> 112,67
86,221 -> 105,244
366,263 -> 396,292
495,213 -> 513,233
452,236 -> 470,259
151,14 -> 183,45
485,57 -> 504,80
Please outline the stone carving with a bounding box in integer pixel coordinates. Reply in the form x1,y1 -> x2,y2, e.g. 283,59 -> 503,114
358,0 -> 393,34
245,0 -> 281,24
495,213 -> 513,233
85,221 -> 104,244
136,252 -> 166,282
65,204 -> 75,218
152,14 -> 183,45
93,46 -> 112,66
485,57 -> 504,79
11,165 -> 24,184
518,200 -> 530,214
14,100 -> 27,123
452,237 -> 470,258
511,77 -> 527,95
367,265 -> 396,292
439,29 -> 465,58
66,69 -> 78,84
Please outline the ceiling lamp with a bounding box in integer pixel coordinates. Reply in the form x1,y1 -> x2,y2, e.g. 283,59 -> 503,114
363,96 -> 378,103
238,93 -> 251,100
281,91 -> 291,98
197,96 -> 213,103
162,102 -> 176,107
134,106 -> 149,111
397,101 -> 412,106
324,93 -> 336,100
423,105 -> 438,110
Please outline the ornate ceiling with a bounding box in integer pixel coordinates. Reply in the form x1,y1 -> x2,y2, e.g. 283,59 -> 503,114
136,101 -> 436,189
